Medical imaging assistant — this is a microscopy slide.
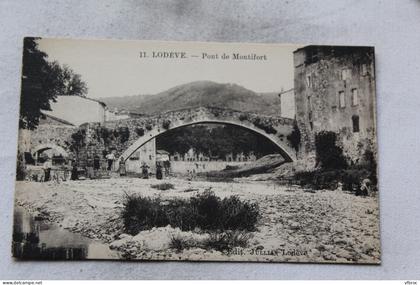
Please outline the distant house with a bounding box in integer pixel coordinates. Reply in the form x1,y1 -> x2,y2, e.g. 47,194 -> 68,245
156,150 -> 170,162
105,109 -> 131,121
42,95 -> 107,126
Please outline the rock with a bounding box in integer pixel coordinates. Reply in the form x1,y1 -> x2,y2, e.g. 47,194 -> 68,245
322,253 -> 337,261
119,233 -> 132,239
289,222 -> 300,230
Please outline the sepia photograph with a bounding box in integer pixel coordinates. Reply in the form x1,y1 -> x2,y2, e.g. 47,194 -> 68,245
13,38 -> 379,263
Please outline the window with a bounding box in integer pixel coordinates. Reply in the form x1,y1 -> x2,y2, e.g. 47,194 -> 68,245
351,88 -> 359,106
352,115 -> 360,133
362,64 -> 368,76
306,75 -> 312,88
308,96 -> 312,110
341,68 -> 351,81
339,91 -> 346,108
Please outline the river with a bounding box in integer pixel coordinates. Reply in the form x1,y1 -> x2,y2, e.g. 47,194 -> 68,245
12,206 -> 119,260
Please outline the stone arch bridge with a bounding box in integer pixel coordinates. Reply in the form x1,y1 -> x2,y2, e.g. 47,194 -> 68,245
37,107 -> 297,168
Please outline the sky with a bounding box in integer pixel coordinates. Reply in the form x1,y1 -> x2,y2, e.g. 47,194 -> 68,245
37,38 -> 301,99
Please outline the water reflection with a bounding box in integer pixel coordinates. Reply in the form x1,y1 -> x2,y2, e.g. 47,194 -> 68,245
12,207 -> 118,260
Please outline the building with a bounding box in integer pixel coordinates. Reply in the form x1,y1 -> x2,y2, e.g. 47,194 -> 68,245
278,88 -> 296,119
105,109 -> 131,121
293,46 -> 376,167
42,96 -> 106,126
156,149 -> 170,163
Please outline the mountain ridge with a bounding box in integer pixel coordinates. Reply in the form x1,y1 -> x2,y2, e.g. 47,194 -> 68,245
100,81 -> 282,116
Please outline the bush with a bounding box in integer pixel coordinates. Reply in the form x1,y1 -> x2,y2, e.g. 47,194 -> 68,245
121,195 -> 168,235
238,114 -> 248,121
96,127 -> 112,144
170,235 -> 198,252
315,131 -> 347,170
117,127 -> 130,143
169,230 -> 252,252
121,190 -> 260,235
151,183 -> 174,191
252,117 -> 277,134
145,124 -> 153,131
162,120 -> 171,130
363,150 -> 377,185
135,127 -> 144,136
16,152 -> 26,181
295,168 -> 371,191
203,231 -> 252,252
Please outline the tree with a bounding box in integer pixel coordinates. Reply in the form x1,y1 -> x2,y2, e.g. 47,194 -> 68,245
19,37 -> 88,130
20,38 -> 56,130
57,64 -> 88,96
315,131 -> 348,170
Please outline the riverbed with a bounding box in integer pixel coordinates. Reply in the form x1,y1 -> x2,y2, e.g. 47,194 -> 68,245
14,178 -> 381,263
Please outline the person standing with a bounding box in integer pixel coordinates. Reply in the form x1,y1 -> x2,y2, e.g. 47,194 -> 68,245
141,162 -> 149,179
43,159 -> 52,182
163,160 -> 170,177
71,160 -> 79,180
119,156 -> 126,176
86,154 -> 94,179
156,163 -> 163,180
93,155 -> 100,177
106,151 -> 115,171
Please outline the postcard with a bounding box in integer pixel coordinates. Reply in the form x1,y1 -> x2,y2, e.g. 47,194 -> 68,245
14,38 -> 379,263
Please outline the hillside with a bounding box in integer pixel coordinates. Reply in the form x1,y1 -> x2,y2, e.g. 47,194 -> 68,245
100,81 -> 282,116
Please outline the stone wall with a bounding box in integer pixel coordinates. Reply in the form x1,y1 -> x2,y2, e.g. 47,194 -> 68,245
29,117 -> 77,158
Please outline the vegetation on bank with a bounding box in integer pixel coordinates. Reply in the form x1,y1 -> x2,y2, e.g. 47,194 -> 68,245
295,131 -> 377,192
121,190 -> 260,235
156,123 -> 280,160
170,230 -> 252,252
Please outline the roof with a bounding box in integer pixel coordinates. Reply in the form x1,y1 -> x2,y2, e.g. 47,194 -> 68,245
43,114 -> 75,126
156,149 -> 170,155
56,95 -> 107,107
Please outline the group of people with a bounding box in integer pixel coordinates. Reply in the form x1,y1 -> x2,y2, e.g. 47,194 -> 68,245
118,156 -> 169,180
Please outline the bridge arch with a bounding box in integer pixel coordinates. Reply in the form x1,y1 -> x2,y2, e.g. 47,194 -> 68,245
118,118 -> 295,167
32,143 -> 69,158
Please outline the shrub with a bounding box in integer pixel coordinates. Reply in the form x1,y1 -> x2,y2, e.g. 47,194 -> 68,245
162,120 -> 171,130
96,126 -> 112,144
151,183 -> 175,191
315,131 -> 347,170
220,196 -> 259,231
121,190 -> 260,235
117,127 -> 130,143
135,127 -> 144,136
169,230 -> 252,252
170,235 -> 198,252
121,195 -> 168,235
238,114 -> 248,121
69,129 -> 86,155
295,168 -> 370,191
203,231 -> 252,252
252,117 -> 277,134
16,152 -> 26,181
363,149 -> 377,185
